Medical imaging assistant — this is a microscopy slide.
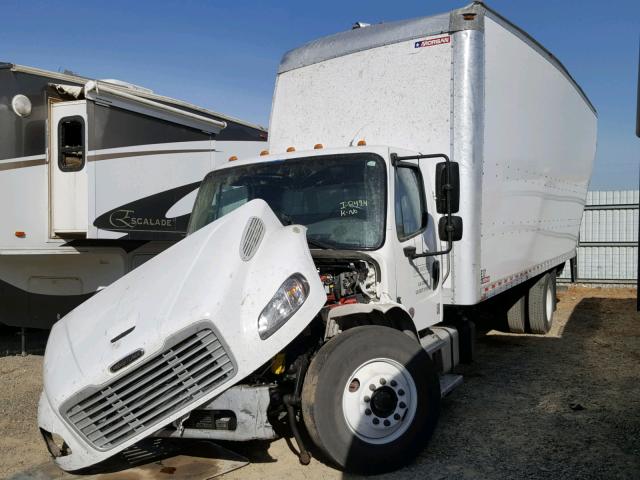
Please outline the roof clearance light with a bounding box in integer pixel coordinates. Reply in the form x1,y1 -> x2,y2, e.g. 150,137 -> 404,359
15,231 -> 26,238
314,144 -> 323,150
228,156 -> 238,161
260,150 -> 269,156
11,94 -> 32,117
357,139 -> 367,146
286,147 -> 296,152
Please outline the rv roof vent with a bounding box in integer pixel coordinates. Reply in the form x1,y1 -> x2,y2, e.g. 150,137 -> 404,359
240,217 -> 266,262
100,79 -> 154,94
352,22 -> 370,30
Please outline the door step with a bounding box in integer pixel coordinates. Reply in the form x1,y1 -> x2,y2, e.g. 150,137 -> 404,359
439,373 -> 463,397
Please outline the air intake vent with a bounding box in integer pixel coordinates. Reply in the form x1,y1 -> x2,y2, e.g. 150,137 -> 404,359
239,217 -> 265,261
62,327 -> 234,451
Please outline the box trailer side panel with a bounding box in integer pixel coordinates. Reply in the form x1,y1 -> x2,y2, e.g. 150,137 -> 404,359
478,16 -> 597,301
269,32 -> 452,157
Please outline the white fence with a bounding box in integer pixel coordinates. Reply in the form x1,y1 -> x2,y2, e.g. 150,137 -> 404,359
559,190 -> 638,284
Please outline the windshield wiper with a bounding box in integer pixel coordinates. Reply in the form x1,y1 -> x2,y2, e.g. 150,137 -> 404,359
276,212 -> 294,226
307,237 -> 335,250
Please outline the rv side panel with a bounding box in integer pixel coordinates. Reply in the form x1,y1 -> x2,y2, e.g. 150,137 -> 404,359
478,16 -> 597,301
0,70 -> 58,160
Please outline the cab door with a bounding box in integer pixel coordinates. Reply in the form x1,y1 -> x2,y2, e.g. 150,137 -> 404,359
392,157 -> 442,331
49,101 -> 88,236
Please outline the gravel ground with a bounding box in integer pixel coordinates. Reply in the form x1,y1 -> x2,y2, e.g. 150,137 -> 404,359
1,286 -> 638,479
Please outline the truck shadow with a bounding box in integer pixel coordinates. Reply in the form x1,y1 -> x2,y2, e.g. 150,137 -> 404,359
338,293 -> 640,479
11,438 -> 249,480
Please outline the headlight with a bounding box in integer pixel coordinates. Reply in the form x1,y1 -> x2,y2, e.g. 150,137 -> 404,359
258,273 -> 309,340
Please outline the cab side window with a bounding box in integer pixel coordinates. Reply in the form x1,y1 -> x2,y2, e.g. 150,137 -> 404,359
395,166 -> 426,240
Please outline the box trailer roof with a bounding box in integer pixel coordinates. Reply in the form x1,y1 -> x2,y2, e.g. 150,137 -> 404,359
0,61 -> 267,131
278,1 -> 595,115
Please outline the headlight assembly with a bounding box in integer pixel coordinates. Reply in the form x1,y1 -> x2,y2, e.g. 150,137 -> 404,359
258,273 -> 309,340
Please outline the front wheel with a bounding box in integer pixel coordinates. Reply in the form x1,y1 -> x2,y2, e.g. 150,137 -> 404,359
301,325 -> 440,473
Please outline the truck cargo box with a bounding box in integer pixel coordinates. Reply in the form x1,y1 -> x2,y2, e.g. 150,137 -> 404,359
269,2 -> 597,305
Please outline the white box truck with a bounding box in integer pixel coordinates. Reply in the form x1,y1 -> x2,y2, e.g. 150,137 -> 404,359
38,2 -> 596,474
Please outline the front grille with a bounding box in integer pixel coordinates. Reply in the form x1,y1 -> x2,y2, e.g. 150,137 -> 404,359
63,328 -> 234,450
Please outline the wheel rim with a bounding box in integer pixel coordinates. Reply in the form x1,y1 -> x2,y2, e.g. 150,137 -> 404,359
342,358 -> 418,445
545,281 -> 554,322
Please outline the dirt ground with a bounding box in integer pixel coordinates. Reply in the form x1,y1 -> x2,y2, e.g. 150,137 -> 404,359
1,286 -> 639,479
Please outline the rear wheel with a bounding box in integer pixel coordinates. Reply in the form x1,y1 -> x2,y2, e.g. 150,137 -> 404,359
528,271 -> 556,334
301,325 -> 440,473
506,294 -> 527,333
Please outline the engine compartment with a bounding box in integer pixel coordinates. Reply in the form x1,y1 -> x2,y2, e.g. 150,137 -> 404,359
316,257 -> 378,307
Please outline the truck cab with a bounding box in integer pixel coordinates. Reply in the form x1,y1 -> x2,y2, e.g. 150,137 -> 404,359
188,146 -> 454,337
38,144 -> 463,474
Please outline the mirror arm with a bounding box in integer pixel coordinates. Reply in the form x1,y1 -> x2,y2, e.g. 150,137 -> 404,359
407,233 -> 453,259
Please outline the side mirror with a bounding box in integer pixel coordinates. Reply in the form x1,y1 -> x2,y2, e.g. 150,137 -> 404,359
438,216 -> 463,242
435,161 -> 460,214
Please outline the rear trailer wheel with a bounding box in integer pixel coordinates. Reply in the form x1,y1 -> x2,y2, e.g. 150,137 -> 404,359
301,326 -> 440,473
528,272 -> 556,334
506,294 -> 527,333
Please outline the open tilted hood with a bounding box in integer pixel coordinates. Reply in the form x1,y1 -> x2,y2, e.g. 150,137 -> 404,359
39,199 -> 325,471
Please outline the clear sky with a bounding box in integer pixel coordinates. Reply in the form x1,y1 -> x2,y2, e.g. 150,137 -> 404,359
2,0 -> 638,189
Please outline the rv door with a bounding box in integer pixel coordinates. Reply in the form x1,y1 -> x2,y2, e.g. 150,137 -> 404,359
49,101 -> 88,236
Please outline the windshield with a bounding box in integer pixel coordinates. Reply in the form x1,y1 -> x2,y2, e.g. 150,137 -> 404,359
187,153 -> 387,249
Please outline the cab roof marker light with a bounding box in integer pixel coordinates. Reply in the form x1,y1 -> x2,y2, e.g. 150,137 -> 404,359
228,156 -> 238,161
357,139 -> 367,146
260,150 -> 269,156
286,147 -> 296,152
314,144 -> 323,150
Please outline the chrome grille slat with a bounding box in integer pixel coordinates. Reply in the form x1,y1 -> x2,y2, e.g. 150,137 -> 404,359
63,328 -> 235,450
101,365 -> 235,446
88,364 -> 234,444
69,332 -> 216,415
73,348 -> 228,430
69,341 -> 223,424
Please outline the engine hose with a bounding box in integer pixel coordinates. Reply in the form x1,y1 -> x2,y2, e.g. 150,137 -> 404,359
283,394 -> 311,465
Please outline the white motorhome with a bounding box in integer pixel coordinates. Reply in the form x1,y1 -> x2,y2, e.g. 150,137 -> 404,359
0,63 -> 266,329
38,2 -> 597,474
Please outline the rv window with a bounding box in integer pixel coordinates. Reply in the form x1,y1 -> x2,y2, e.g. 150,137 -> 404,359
58,116 -> 85,172
395,165 -> 427,241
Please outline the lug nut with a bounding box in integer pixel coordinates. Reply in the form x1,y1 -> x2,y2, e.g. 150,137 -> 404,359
369,384 -> 376,392
399,402 -> 406,409
372,417 -> 380,425
383,419 -> 390,426
365,408 -> 372,416
363,395 -> 370,403
398,389 -> 405,396
379,378 -> 386,385
394,413 -> 401,420
390,380 -> 397,387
